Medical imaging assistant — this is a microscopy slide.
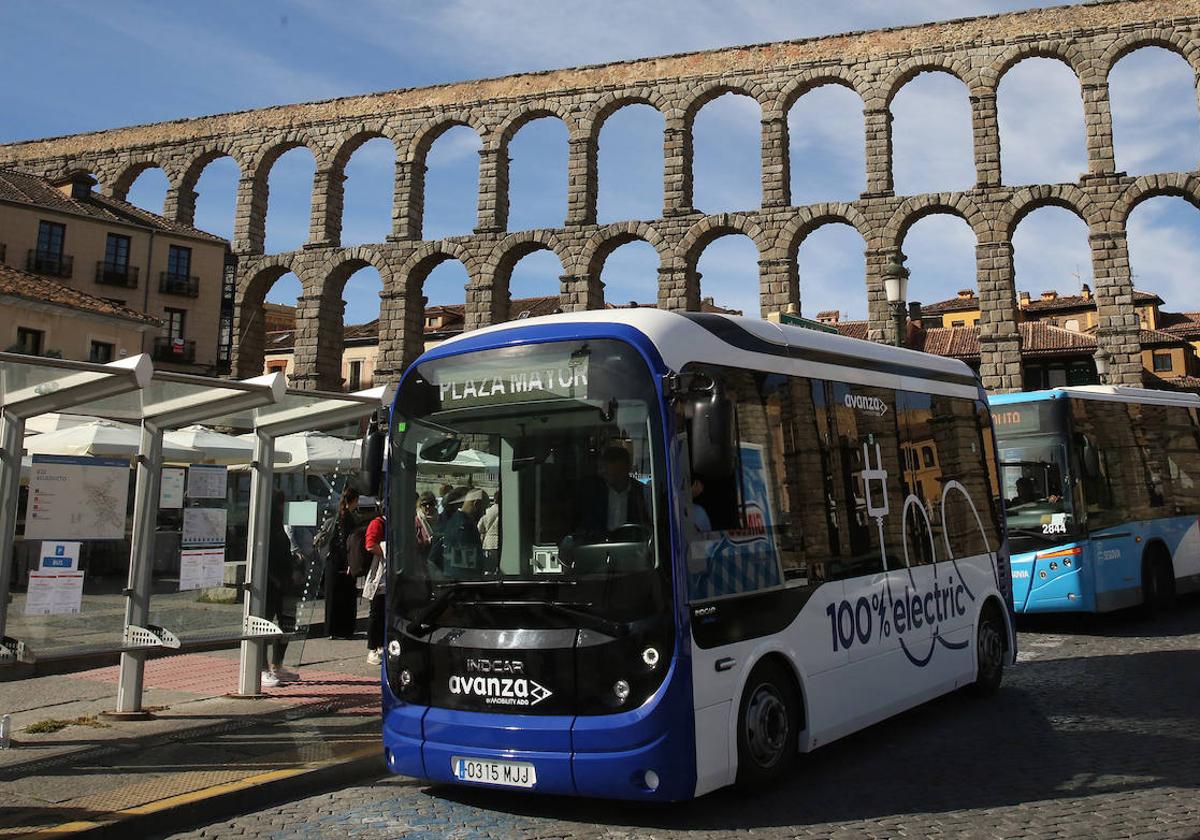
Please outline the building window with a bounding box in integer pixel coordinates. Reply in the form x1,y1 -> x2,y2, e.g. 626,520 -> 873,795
36,221 -> 65,260
15,327 -> 44,356
104,233 -> 130,270
950,320 -> 965,328
347,360 -> 363,391
1064,319 -> 1080,332
165,308 -> 186,340
167,245 -> 192,278
267,360 -> 289,374
89,341 -> 115,363
1153,352 -> 1173,373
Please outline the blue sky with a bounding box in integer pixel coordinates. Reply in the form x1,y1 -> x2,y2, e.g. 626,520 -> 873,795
3,1 -> 1199,325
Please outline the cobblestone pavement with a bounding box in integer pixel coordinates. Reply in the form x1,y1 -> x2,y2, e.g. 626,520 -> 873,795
168,598 -> 1200,839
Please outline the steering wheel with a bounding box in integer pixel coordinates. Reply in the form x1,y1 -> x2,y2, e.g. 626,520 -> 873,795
607,523 -> 649,543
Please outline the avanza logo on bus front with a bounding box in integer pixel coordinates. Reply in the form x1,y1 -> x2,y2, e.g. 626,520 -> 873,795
448,659 -> 554,707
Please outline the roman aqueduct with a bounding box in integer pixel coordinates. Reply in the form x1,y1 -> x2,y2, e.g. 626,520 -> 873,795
1,0 -> 1198,391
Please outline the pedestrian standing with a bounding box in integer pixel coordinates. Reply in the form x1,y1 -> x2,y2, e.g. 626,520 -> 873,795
478,488 -> 500,571
263,490 -> 300,687
363,509 -> 388,665
324,485 -> 360,639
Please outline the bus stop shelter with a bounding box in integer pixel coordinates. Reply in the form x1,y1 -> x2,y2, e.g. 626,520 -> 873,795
0,351 -> 385,715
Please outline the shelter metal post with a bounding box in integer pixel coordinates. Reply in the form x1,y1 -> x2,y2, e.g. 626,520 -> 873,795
0,412 -> 25,645
238,430 -> 275,696
115,421 -> 164,715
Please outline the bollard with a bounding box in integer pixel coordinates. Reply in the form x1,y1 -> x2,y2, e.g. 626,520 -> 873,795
0,713 -> 11,749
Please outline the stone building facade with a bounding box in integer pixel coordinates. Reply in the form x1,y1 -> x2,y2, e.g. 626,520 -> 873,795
0,0 -> 1196,391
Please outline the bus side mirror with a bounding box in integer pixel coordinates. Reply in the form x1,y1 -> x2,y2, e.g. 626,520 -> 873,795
690,384 -> 736,478
360,409 -> 386,497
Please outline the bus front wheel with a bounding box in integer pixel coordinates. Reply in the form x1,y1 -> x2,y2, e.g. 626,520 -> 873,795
971,604 -> 1005,696
1142,552 -> 1176,616
735,660 -> 799,787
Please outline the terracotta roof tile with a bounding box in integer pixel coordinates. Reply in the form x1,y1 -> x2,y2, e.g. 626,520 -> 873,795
0,262 -> 160,325
832,320 -> 869,341
0,168 -> 228,244
1021,289 -> 1160,313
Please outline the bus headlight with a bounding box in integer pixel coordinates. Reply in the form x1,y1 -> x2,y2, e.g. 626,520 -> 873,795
399,669 -> 412,688
613,680 -> 631,702
387,640 -> 401,657
642,647 -> 660,668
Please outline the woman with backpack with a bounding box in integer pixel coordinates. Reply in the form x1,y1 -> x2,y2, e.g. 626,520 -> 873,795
323,484 -> 361,639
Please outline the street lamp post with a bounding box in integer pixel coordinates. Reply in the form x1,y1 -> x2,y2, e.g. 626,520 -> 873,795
883,253 -> 910,348
1093,347 -> 1111,384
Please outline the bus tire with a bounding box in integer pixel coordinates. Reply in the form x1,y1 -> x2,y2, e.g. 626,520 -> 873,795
1142,550 -> 1176,616
971,602 -> 1005,696
735,660 -> 799,788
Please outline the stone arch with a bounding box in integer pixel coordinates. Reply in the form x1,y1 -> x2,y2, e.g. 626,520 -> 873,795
985,40 -> 1092,89
108,156 -> 170,200
884,193 -> 990,249
680,80 -> 770,123
1116,172 -> 1200,226
577,221 -> 668,279
308,248 -> 391,389
584,89 -> 670,134
679,213 -> 768,269
1002,184 -> 1101,240
775,68 -> 864,118
778,204 -> 869,319
1100,33 -> 1200,79
494,103 -> 577,150
407,112 -> 486,161
477,231 -> 568,323
175,145 -> 242,227
243,133 -> 321,254
329,124 -> 402,172
232,255 -> 298,379
882,56 -> 980,107
778,203 -> 869,259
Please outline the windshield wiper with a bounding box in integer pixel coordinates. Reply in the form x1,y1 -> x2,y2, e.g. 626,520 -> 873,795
406,582 -> 484,635
486,600 -> 629,637
1007,526 -> 1071,546
406,579 -> 581,636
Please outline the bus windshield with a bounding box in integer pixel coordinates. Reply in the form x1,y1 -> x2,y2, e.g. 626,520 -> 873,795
998,434 -> 1078,554
388,339 -> 669,630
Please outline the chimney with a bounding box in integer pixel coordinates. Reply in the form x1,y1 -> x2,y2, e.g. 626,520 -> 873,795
957,289 -> 973,300
51,170 -> 97,201
1040,290 -> 1058,302
816,309 -> 840,324
1018,290 -> 1031,307
908,301 -> 923,325
1081,283 -> 1092,301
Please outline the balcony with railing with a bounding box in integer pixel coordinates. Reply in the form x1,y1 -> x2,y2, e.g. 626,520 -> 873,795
26,250 -> 73,278
95,261 -> 139,288
159,272 -> 199,297
152,336 -> 196,363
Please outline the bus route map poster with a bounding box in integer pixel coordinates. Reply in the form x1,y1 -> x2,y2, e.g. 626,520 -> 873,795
25,455 -> 129,541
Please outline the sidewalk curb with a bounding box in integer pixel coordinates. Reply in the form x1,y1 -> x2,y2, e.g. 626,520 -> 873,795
24,746 -> 386,839
0,693 -> 367,782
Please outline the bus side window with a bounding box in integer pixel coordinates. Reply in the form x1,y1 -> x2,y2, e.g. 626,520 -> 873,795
828,382 -> 900,578
682,365 -> 808,600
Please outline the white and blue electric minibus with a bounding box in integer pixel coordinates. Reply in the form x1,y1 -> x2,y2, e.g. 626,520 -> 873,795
362,309 -> 1015,801
990,386 -> 1200,614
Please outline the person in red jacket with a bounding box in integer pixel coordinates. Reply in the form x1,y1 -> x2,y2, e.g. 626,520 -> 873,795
363,510 -> 388,665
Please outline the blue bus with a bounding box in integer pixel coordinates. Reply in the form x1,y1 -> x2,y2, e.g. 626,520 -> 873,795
362,310 -> 1014,801
990,386 -> 1200,614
